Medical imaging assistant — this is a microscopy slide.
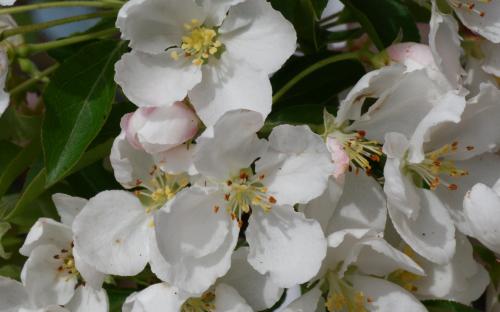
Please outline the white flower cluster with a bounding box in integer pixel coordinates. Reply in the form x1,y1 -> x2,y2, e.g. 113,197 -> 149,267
2,0 -> 500,311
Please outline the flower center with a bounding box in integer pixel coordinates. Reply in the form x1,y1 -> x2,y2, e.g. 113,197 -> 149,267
134,165 -> 190,216
181,290 -> 216,312
388,246 -> 422,292
406,142 -> 469,191
171,19 -> 223,66
218,168 -> 275,226
53,242 -> 80,281
324,271 -> 371,312
448,0 -> 490,16
329,130 -> 383,172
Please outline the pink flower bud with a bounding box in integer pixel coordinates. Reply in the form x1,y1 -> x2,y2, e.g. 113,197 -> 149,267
121,101 -> 199,154
387,42 -> 436,70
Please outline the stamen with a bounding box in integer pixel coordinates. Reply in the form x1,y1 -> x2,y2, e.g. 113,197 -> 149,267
172,20 -> 224,66
331,131 -> 383,171
407,142 -> 469,191
448,0 -> 487,16
224,168 -> 275,222
135,166 -> 190,213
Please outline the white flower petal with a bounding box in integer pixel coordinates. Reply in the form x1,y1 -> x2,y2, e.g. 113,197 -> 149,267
482,40 -> 500,76
349,275 -> 427,312
21,245 -> 77,307
0,277 -> 32,312
188,54 -> 272,127
336,65 -> 406,125
220,247 -> 283,311
19,218 -> 73,257
464,56 -> 497,96
115,51 -> 202,107
73,190 -> 150,276
383,154 -> 421,219
247,205 -> 327,288
110,132 -> 156,188
116,0 -> 205,54
388,188 -> 456,264
154,144 -> 198,175
0,49 -> 9,117
464,182 -> 500,254
194,110 -> 268,180
341,237 -> 424,277
256,125 -> 333,206
122,283 -> 188,312
327,173 -> 387,234
436,153 -> 500,235
0,0 -> 16,6
415,233 -> 489,304
348,69 -> 447,143
301,177 -> 344,233
214,284 -> 253,312
426,83 -> 500,160
73,247 -> 106,290
156,188 -> 230,259
407,91 -> 466,163
197,0 -> 245,26
282,287 -> 322,312
219,0 -> 296,74
65,285 -> 109,312
453,0 -> 500,43
155,188 -> 238,294
51,193 -> 87,227
429,6 -> 463,88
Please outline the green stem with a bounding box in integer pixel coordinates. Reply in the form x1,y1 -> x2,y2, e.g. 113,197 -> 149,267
0,1 -> 122,15
17,28 -> 118,56
9,64 -> 59,95
272,51 -> 364,104
0,11 -> 117,40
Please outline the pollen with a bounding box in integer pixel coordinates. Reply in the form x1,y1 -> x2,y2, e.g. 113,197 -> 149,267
407,142 -> 469,191
224,168 -> 275,222
135,167 -> 190,213
331,131 -> 383,171
173,19 -> 224,66
449,0 -> 488,17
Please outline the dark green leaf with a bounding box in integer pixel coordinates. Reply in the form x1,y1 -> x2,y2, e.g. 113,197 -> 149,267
423,300 -> 481,312
0,106 -> 42,143
270,0 -> 328,53
325,28 -> 364,43
5,139 -> 113,222
271,53 -> 365,108
474,243 -> 500,286
42,40 -> 124,186
0,139 -> 41,197
340,0 -> 420,50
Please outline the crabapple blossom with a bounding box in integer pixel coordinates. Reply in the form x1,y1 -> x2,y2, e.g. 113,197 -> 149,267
114,0 -> 296,126
154,110 -> 332,294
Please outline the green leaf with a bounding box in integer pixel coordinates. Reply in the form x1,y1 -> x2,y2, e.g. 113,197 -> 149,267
270,0 -> 328,53
340,0 -> 420,50
0,221 -> 11,259
0,139 -> 41,197
5,139 -> 114,222
272,53 -> 365,108
423,300 -> 481,312
0,106 -> 42,144
42,40 -> 124,186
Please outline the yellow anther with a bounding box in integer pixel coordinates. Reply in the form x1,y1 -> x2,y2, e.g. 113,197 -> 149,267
170,51 -> 179,61
175,22 -> 223,66
408,142 -> 469,191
